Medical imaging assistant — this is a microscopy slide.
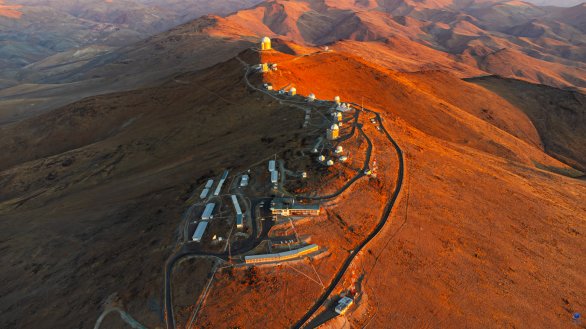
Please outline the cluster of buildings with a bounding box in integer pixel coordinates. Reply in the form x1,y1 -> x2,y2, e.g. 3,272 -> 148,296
192,203 -> 215,242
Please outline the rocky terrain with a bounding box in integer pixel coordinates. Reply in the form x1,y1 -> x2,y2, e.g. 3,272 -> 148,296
0,1 -> 585,328
0,0 -> 261,86
2,0 -> 585,124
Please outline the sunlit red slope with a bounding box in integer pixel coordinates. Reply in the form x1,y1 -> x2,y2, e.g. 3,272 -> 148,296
0,0 -> 21,18
216,0 -> 586,91
247,48 -> 586,328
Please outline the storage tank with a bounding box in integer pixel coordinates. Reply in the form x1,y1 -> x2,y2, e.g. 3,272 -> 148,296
326,159 -> 334,166
289,87 -> 297,96
318,155 -> 326,162
308,93 -> 316,102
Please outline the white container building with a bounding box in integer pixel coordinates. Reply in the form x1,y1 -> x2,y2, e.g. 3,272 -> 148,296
205,179 -> 214,189
200,188 -> 210,199
231,195 -> 244,228
268,160 -> 276,172
213,170 -> 229,196
335,297 -> 354,315
201,203 -> 216,220
271,171 -> 279,184
192,221 -> 208,242
240,174 -> 249,187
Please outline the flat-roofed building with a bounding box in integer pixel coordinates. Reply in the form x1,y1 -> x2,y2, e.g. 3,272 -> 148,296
213,170 -> 229,196
271,170 -> 279,185
192,221 -> 208,242
201,203 -> 216,220
231,195 -> 244,228
240,175 -> 249,187
270,198 -> 320,217
244,244 -> 318,264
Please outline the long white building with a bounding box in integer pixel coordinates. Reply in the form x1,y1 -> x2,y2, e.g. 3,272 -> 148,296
192,221 -> 208,242
201,203 -> 216,221
231,195 -> 244,228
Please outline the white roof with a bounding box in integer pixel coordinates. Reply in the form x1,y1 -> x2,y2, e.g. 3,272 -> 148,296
202,203 -> 216,220
262,36 -> 271,42
231,195 -> 242,215
192,221 -> 208,241
331,124 -> 339,130
200,188 -> 210,199
271,170 -> 279,183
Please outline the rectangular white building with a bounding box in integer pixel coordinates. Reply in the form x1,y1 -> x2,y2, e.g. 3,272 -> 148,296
268,160 -> 276,172
231,195 -> 243,228
192,221 -> 208,242
240,175 -> 249,187
213,171 -> 229,196
201,203 -> 216,220
271,170 -> 279,184
200,188 -> 210,199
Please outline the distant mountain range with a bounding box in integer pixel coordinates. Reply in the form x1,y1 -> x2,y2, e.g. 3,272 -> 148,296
0,0 -> 262,85
525,0 -> 584,6
1,0 -> 585,123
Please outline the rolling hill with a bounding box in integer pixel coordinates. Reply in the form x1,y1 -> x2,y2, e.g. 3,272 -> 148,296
1,42 -> 584,328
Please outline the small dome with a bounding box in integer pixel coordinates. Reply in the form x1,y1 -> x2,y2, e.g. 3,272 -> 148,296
335,146 -> 343,153
326,160 -> 334,166
339,156 -> 348,162
318,155 -> 326,161
262,37 -> 271,43
331,124 -> 339,130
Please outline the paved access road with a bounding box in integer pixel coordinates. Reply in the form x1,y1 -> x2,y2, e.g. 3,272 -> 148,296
164,196 -> 273,329
291,107 -> 405,329
164,56 -> 405,329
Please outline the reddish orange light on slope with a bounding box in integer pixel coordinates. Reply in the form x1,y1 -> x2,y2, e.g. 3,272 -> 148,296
0,0 -> 22,19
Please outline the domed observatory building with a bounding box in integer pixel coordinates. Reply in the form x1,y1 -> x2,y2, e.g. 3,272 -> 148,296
261,37 -> 272,50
